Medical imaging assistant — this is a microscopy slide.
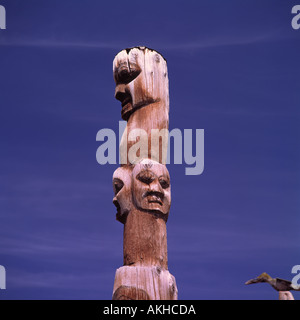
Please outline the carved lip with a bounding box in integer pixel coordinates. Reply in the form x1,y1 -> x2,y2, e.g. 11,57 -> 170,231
120,93 -> 133,120
147,195 -> 163,206
121,95 -> 132,108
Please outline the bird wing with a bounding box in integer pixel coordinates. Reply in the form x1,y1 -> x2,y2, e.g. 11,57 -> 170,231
275,278 -> 292,291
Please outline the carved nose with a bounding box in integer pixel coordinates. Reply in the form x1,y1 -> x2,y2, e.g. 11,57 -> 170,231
149,181 -> 164,198
115,84 -> 127,102
113,197 -> 121,213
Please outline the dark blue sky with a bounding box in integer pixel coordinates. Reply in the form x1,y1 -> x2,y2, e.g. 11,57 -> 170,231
0,0 -> 299,299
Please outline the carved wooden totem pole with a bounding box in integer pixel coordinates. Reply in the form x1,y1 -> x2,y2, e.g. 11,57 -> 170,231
111,47 -> 178,300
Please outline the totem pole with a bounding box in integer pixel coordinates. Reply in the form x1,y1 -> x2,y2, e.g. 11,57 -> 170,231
111,47 -> 178,300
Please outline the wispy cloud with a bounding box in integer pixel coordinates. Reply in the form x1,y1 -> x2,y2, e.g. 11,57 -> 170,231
160,33 -> 283,50
0,31 -> 289,51
0,38 -> 119,49
0,176 -> 113,218
0,230 -> 117,256
8,269 -> 113,290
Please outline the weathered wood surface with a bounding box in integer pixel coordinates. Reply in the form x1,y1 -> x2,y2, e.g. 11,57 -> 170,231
111,47 -> 177,300
114,47 -> 169,164
113,160 -> 170,268
123,208 -> 168,268
112,266 -> 178,300
113,47 -> 169,122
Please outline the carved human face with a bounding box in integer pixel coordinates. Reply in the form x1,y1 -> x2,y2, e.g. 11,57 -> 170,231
132,160 -> 171,217
112,166 -> 133,223
113,47 -> 169,121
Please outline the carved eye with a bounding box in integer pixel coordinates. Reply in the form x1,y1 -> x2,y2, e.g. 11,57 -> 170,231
113,178 -> 124,195
136,170 -> 155,185
119,68 -> 130,79
159,178 -> 169,189
117,65 -> 141,84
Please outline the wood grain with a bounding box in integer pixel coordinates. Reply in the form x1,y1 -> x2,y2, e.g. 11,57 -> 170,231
112,47 -> 177,300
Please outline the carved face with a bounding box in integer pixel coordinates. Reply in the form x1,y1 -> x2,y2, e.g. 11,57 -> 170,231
112,166 -> 133,223
113,47 -> 169,121
132,160 -> 171,217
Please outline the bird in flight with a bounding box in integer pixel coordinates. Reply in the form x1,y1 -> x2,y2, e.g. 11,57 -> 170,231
245,272 -> 300,299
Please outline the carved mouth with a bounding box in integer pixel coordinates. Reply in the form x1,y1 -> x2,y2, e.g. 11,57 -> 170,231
147,195 -> 163,206
121,95 -> 132,108
120,94 -> 133,120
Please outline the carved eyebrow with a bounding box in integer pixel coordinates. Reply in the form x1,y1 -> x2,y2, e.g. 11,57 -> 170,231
113,178 -> 124,195
136,170 -> 155,184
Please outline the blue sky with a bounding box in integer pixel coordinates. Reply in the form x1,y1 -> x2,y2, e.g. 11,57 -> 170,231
0,0 -> 299,299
